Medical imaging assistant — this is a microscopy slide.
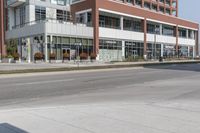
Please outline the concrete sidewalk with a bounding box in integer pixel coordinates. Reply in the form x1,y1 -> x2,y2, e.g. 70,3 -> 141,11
0,60 -> 199,72
0,101 -> 200,133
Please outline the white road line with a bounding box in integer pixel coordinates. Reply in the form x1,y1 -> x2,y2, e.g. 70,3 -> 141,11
15,79 -> 74,86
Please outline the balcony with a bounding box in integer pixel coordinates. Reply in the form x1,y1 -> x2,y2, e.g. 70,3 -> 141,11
7,0 -> 26,7
6,19 -> 93,40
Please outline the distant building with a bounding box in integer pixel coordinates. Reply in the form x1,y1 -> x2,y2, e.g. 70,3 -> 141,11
0,0 -> 199,62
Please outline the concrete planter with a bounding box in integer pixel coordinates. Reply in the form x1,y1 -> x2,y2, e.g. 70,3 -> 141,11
2,58 -> 15,63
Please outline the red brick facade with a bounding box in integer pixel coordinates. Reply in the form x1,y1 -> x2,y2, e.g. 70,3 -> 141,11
71,0 -> 199,56
0,0 -> 6,57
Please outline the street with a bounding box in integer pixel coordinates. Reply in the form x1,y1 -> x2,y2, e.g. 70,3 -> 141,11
0,64 -> 200,133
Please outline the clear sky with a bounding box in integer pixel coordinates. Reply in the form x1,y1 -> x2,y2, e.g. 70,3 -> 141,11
179,0 -> 199,24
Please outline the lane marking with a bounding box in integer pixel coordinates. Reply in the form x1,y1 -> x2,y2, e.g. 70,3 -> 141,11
15,79 -> 74,86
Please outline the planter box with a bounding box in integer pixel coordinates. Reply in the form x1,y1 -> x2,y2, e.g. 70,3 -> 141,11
2,58 -> 15,63
34,60 -> 44,63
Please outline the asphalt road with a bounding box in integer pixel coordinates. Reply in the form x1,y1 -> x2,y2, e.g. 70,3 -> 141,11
1,64 -> 200,133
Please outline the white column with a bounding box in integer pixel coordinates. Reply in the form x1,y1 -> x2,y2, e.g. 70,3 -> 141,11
120,16 -> 123,30
161,44 -> 164,57
160,24 -> 162,35
188,46 -> 190,57
45,35 -> 48,62
122,41 -> 125,60
193,46 -> 195,58
27,38 -> 31,63
84,12 -> 88,24
50,35 -> 53,53
186,29 -> 189,38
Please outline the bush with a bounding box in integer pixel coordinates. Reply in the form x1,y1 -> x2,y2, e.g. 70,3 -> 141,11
12,53 -> 20,60
6,55 -> 13,58
63,53 -> 70,59
90,53 -> 96,60
80,53 -> 88,60
125,56 -> 144,62
34,52 -> 43,60
50,53 -> 56,60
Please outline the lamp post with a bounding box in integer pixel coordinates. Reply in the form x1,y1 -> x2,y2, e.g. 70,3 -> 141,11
75,42 -> 82,68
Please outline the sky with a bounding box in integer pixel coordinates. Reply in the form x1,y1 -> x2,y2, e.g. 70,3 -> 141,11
179,0 -> 199,24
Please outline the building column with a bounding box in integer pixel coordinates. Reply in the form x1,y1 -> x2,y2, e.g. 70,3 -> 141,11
186,29 -> 189,38
142,0 -> 144,7
45,35 -> 48,62
175,25 -> 179,56
120,16 -> 123,30
26,38 -> 31,63
122,40 -> 125,60
160,24 -> 162,35
195,31 -> 199,57
0,0 -> 6,59
176,0 -> 178,17
92,1 -> 100,60
45,44 -> 48,62
18,39 -> 22,62
193,46 -> 195,58
143,18 -> 147,59
84,12 -> 88,24
161,44 -> 164,57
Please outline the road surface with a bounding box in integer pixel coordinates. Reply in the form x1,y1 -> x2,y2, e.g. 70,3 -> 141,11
0,64 -> 200,133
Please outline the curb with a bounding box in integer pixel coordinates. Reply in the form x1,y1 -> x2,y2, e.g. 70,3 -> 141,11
0,61 -> 200,75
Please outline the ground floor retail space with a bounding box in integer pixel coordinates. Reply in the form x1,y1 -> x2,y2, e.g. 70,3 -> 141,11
5,36 -> 195,62
99,39 -> 195,61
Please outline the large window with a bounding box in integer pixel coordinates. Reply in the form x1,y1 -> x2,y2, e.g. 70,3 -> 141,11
100,40 -> 122,50
179,28 -> 187,38
162,25 -> 174,36
123,18 -> 142,32
147,23 -> 160,34
57,10 -> 71,22
99,12 -> 120,29
147,43 -> 161,59
125,42 -> 144,58
20,6 -> 26,25
35,6 -> 46,21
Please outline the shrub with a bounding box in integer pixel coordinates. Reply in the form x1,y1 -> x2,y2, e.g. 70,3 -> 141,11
50,53 -> 56,60
34,52 -> 43,60
12,53 -> 20,60
80,53 -> 88,60
90,53 -> 96,60
7,55 -> 13,58
63,53 -> 70,59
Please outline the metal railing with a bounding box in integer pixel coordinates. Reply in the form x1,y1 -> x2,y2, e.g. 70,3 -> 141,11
11,18 -> 93,30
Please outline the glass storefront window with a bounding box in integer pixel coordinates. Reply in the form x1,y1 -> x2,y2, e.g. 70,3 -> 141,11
163,45 -> 176,58
178,46 -> 188,58
47,36 -> 94,60
125,41 -> 144,59
147,43 -> 161,59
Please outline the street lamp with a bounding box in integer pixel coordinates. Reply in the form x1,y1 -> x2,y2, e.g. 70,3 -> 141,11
74,42 -> 82,68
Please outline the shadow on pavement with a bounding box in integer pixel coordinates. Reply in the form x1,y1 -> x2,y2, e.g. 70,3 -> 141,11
0,123 -> 28,133
144,63 -> 200,72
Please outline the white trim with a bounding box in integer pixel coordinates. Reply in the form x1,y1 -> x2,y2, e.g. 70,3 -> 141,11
75,9 -> 92,14
99,8 -> 144,20
178,25 -> 198,31
146,18 -> 176,26
71,0 -> 86,5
